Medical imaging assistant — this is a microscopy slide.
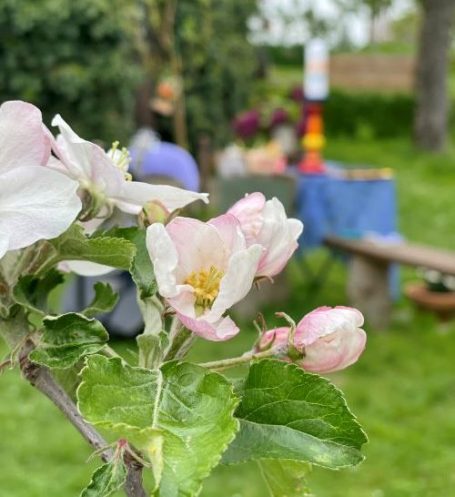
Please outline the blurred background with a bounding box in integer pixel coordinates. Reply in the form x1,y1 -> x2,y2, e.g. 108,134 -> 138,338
1,0 -> 455,496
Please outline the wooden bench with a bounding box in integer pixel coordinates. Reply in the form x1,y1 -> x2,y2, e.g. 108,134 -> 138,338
324,235 -> 455,329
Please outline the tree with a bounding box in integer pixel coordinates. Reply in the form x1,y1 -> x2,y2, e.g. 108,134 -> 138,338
0,0 -> 142,142
136,0 -> 258,150
414,0 -> 455,151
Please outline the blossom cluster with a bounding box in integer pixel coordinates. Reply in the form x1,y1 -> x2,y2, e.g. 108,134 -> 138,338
1,99 -> 366,374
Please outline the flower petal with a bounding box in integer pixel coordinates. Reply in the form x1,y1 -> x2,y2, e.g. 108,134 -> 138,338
0,232 -> 10,259
176,312 -> 239,341
295,306 -> 365,348
256,198 -> 303,277
208,213 -> 247,253
146,223 -> 179,298
0,167 -> 81,254
165,217 -> 228,280
113,181 -> 209,215
58,260 -> 114,276
208,244 -> 263,320
301,327 -> 367,374
51,115 -> 124,194
0,101 -> 50,172
227,192 -> 266,244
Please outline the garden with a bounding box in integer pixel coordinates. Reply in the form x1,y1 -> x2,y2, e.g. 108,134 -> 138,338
1,1 -> 455,497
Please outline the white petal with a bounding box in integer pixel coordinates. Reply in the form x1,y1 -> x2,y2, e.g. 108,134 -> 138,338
0,167 -> 81,253
146,223 -> 179,298
208,214 -> 247,253
58,260 -> 114,276
256,198 -> 303,277
165,217 -> 228,281
0,101 -> 50,172
52,115 -> 124,195
208,244 -> 263,320
113,181 -> 209,215
0,232 -> 9,259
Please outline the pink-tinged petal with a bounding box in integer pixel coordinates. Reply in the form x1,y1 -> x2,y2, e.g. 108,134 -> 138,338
176,312 -> 239,341
58,260 -> 114,276
256,198 -> 303,278
295,306 -> 365,348
146,223 -> 179,298
227,192 -> 266,244
208,214 -> 246,253
209,244 -> 263,320
259,326 -> 289,350
301,327 -> 367,374
165,217 -> 228,280
0,101 -> 50,172
113,181 -> 209,215
0,167 -> 81,254
52,115 -> 124,194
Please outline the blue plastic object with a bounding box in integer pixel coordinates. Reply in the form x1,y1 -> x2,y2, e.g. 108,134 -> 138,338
130,141 -> 201,192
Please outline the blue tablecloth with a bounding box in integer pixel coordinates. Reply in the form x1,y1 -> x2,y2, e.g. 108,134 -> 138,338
295,167 -> 401,298
297,173 -> 398,249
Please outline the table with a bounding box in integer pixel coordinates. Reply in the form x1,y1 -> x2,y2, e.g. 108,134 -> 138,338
296,168 -> 398,249
294,164 -> 400,298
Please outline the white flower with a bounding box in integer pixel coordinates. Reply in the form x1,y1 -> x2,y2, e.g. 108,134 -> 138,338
146,215 -> 262,341
0,101 -> 81,259
50,115 -> 209,216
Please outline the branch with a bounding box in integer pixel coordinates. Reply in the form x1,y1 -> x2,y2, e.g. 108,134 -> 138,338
20,355 -> 148,497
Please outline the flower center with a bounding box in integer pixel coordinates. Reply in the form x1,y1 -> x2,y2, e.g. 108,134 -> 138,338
185,265 -> 224,313
108,140 -> 132,181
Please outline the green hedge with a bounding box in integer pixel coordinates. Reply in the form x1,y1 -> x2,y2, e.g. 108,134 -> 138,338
324,90 -> 415,139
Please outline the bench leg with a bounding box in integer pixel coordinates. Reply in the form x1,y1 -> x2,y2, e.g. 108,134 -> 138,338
347,256 -> 391,330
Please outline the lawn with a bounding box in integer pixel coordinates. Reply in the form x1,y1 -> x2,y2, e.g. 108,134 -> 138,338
1,137 -> 455,497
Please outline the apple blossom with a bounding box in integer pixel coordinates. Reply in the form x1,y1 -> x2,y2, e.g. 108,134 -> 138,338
146,215 -> 262,341
227,192 -> 303,278
260,306 -> 366,373
50,114 -> 209,217
0,101 -> 81,259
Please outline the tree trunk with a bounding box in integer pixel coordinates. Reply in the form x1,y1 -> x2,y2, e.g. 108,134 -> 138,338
414,0 -> 455,151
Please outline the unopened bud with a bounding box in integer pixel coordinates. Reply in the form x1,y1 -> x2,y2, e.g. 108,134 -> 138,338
138,200 -> 170,228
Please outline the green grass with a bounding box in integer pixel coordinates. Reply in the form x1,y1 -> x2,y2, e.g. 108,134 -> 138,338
2,137 -> 455,496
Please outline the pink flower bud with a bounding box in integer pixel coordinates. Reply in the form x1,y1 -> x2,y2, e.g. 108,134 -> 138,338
260,306 -> 366,373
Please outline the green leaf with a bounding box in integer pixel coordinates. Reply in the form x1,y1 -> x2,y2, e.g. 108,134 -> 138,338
50,224 -> 135,270
80,458 -> 127,497
0,306 -> 30,350
100,227 -> 156,298
13,269 -> 65,315
223,359 -> 367,469
259,460 -> 312,497
78,355 -> 239,497
30,313 -> 109,369
83,283 -> 119,318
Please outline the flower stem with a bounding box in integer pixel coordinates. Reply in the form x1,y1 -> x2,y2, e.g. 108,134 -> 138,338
199,348 -> 276,371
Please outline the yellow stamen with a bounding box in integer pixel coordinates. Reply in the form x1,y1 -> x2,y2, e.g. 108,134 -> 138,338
184,266 -> 224,313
